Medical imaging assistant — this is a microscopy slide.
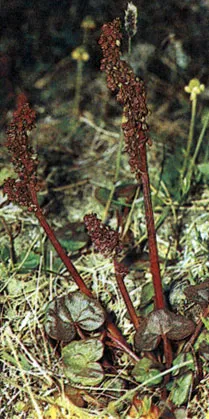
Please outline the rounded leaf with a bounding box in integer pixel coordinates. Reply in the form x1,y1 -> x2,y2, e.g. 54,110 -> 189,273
134,309 -> 195,351
45,296 -> 76,342
45,291 -> 106,341
62,338 -> 104,385
64,292 -> 106,331
166,311 -> 195,340
132,357 -> 162,386
134,309 -> 171,352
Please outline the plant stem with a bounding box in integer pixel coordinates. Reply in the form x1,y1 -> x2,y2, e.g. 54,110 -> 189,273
140,144 -> 165,310
107,332 -> 139,362
29,184 -> 132,349
128,36 -> 131,57
184,305 -> 209,352
37,211 -> 91,293
74,60 -> 83,116
139,146 -> 173,371
113,258 -> 140,330
181,95 -> 197,181
30,183 -> 92,297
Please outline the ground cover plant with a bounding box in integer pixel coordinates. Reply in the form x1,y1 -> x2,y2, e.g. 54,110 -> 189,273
1,2 -> 209,418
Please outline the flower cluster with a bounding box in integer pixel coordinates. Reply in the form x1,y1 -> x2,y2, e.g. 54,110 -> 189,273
3,178 -> 36,211
4,94 -> 38,210
5,93 -> 37,180
84,213 -> 122,256
98,19 -> 150,178
71,46 -> 89,62
184,78 -> 205,101
81,16 -> 96,31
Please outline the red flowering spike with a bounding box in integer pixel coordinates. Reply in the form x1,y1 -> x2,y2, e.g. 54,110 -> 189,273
3,94 -> 38,211
99,18 -> 150,179
84,213 -> 122,256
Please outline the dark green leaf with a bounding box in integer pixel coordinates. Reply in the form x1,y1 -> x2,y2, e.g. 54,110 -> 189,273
139,302 -> 154,317
0,245 -> 10,262
95,187 -> 112,207
132,357 -> 162,386
62,338 -> 104,385
170,373 -> 193,406
95,184 -> 137,208
59,238 -> 87,252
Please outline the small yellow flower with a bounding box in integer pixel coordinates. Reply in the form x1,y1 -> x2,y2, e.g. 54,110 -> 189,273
81,16 -> 96,30
71,46 -> 89,62
184,78 -> 205,101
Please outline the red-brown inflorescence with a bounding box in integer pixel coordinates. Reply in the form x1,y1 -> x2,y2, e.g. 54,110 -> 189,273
84,213 -> 122,257
3,94 -> 139,351
6,93 -> 37,177
3,178 -> 35,211
98,18 -> 150,179
4,93 -> 38,210
84,213 -> 140,329
99,19 -> 165,314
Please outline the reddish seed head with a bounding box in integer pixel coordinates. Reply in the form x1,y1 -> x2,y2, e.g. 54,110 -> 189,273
98,19 -> 150,178
3,94 -> 38,210
84,213 -> 122,256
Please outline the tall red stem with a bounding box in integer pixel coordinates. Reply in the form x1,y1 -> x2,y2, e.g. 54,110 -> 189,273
30,183 -> 92,297
140,144 -> 165,310
113,258 -> 140,330
140,145 -> 172,372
